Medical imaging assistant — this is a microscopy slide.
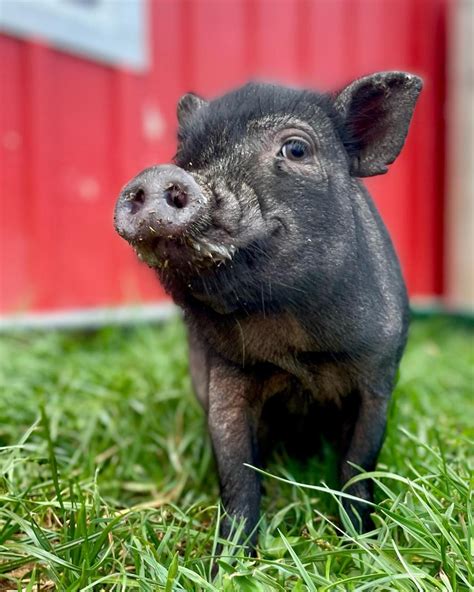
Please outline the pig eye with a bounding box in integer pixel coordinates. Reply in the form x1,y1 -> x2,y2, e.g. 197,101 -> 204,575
280,138 -> 312,161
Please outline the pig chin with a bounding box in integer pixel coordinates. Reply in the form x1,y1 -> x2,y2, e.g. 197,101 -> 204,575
131,232 -> 237,271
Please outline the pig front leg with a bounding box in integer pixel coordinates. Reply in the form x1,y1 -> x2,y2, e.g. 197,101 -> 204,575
339,387 -> 389,533
188,329 -> 210,411
207,357 -> 262,552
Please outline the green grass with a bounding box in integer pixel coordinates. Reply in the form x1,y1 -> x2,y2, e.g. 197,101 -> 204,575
0,316 -> 472,591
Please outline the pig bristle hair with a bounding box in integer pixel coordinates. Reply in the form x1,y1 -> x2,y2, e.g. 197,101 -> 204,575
174,81 -> 347,169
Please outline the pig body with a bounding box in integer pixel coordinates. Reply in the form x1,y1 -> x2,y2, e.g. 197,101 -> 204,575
114,72 -> 422,548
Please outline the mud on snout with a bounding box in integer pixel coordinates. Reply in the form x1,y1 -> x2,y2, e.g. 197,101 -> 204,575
114,164 -> 237,268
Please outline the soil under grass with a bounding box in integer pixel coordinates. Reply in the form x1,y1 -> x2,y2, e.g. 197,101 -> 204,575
0,315 -> 472,590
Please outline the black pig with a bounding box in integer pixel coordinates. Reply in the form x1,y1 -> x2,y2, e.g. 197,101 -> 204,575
114,72 -> 422,549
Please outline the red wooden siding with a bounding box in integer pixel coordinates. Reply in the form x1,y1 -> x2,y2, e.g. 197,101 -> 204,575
0,0 -> 448,315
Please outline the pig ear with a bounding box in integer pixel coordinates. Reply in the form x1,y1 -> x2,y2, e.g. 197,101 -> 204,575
333,71 -> 422,177
177,93 -> 208,126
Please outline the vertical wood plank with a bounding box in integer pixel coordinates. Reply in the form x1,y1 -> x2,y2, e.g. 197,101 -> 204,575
409,0 -> 446,297
253,0 -> 300,84
445,0 -> 474,309
188,0 -> 247,96
0,36 -> 31,311
24,41 -> 59,310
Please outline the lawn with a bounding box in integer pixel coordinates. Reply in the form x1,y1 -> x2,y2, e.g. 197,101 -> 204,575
0,315 -> 472,591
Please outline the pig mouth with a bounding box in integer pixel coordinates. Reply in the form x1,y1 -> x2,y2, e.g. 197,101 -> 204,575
131,231 -> 237,271
186,236 -> 237,261
129,211 -> 283,274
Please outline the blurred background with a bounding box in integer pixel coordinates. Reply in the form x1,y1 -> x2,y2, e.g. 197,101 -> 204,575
0,0 -> 472,327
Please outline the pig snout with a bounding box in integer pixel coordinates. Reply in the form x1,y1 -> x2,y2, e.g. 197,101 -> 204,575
114,164 -> 207,243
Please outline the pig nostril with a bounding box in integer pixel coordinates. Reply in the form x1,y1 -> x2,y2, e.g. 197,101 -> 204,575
127,187 -> 146,214
134,188 -> 145,203
164,184 -> 188,209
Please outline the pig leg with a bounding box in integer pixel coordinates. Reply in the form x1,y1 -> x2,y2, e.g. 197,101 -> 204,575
208,358 -> 262,551
339,388 -> 389,532
187,330 -> 209,411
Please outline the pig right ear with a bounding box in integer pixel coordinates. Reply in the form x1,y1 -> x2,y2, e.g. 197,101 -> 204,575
333,71 -> 422,177
177,93 -> 208,126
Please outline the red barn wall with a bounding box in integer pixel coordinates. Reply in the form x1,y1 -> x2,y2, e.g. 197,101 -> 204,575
0,0 -> 447,316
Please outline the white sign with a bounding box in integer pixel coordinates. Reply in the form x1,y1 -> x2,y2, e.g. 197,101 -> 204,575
0,0 -> 148,70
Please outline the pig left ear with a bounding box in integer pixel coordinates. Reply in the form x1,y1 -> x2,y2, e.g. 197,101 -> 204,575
334,71 -> 423,177
177,92 -> 208,126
